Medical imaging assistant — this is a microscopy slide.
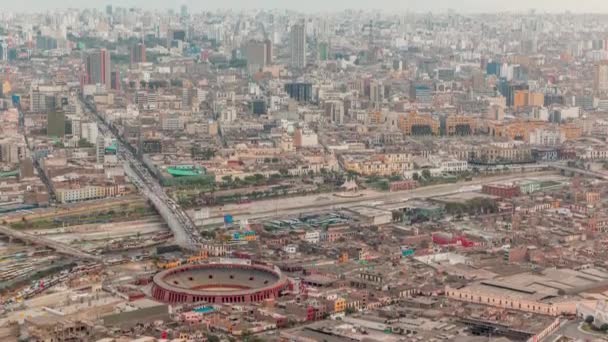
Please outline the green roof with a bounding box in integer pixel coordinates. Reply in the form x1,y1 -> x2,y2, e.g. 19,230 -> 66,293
167,166 -> 205,177
0,170 -> 18,178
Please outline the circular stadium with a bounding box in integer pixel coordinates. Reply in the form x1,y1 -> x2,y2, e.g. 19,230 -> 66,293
151,262 -> 289,304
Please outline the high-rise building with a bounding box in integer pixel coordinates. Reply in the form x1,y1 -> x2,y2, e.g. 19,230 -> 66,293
47,112 -> 66,137
264,39 -> 273,65
111,71 -> 121,91
594,61 -> 608,95
96,135 -> 105,164
290,23 -> 306,68
130,43 -> 146,65
325,100 -> 344,125
36,36 -> 58,51
86,49 -> 111,89
370,81 -> 385,110
285,82 -> 313,103
180,5 -> 188,18
242,40 -> 267,73
318,41 -> 331,61
105,4 -> 112,16
409,83 -> 433,104
0,42 -> 7,61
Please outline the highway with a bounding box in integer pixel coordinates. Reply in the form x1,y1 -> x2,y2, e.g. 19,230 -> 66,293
80,97 -> 202,250
545,162 -> 608,180
196,171 -> 566,226
0,225 -> 100,261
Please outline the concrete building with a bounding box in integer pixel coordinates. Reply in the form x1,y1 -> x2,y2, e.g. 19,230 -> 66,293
594,61 -> 608,94
242,40 -> 267,73
47,111 -> 66,137
86,49 -> 111,89
325,100 -> 344,125
290,23 -> 306,68
130,43 -> 146,65
529,127 -> 565,146
369,80 -> 384,110
294,127 -> 318,148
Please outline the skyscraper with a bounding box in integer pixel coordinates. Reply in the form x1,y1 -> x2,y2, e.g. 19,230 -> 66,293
242,40 -> 267,73
0,42 -> 7,61
180,5 -> 188,18
594,61 -> 608,95
325,100 -> 344,125
130,43 -> 146,65
86,49 -> 111,89
290,23 -> 306,68
264,39 -> 273,65
370,80 -> 385,110
111,71 -> 121,91
47,112 -> 66,137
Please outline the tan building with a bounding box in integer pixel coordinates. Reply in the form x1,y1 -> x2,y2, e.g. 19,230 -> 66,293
398,112 -> 439,136
446,115 -> 476,136
341,153 -> 413,176
55,182 -> 127,203
594,60 -> 608,94
446,268 -> 607,317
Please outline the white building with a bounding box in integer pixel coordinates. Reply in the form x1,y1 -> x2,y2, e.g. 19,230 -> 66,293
529,127 -> 565,146
440,159 -> 469,173
283,244 -> 298,254
220,107 -> 237,123
80,121 -> 99,144
294,127 -> 318,148
303,230 -> 320,244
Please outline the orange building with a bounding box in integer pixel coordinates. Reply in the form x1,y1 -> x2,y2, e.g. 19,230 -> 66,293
398,111 -> 439,135
513,91 -> 544,109
560,123 -> 582,140
446,115 -> 476,135
369,111 -> 382,124
488,120 -> 545,141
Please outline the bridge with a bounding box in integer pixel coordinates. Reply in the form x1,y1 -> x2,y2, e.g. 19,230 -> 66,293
0,225 -> 101,261
80,97 -> 202,250
546,163 -> 608,180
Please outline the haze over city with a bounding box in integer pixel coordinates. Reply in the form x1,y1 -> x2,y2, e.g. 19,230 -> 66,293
2,0 -> 608,12
4,1 -> 608,341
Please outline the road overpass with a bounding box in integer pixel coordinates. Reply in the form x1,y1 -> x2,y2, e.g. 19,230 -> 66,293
81,97 -> 202,250
546,163 -> 608,180
0,225 -> 100,261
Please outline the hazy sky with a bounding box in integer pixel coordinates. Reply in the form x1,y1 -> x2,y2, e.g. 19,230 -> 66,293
2,0 -> 608,13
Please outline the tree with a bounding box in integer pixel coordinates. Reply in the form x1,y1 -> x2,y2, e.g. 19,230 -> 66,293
601,323 -> 608,332
421,169 -> 431,180
412,172 -> 419,181
206,334 -> 220,342
585,315 -> 595,324
253,173 -> 266,184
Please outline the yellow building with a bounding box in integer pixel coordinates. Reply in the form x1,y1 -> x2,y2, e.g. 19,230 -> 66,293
513,91 -> 544,109
334,297 -> 346,312
341,153 -> 413,176
560,123 -> 582,141
446,115 -> 476,135
55,184 -> 126,204
398,112 -> 439,136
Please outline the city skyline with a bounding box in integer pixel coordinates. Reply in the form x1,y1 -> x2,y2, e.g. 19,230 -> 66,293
2,0 -> 608,13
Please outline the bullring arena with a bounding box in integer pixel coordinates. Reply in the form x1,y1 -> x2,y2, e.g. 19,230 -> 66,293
151,262 -> 289,304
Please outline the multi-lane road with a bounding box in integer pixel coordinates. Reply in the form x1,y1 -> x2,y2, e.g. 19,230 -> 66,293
80,98 -> 203,250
